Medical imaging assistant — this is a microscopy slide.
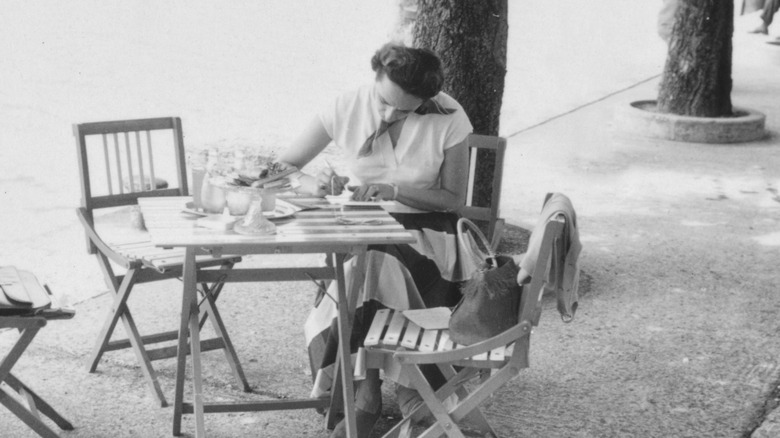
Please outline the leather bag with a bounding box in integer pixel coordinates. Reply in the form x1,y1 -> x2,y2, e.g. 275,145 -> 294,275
449,219 -> 522,346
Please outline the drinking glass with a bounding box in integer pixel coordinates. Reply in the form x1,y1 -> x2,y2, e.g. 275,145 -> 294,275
201,175 -> 227,214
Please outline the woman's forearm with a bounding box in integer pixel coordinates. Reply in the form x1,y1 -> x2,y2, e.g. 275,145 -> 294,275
395,185 -> 464,213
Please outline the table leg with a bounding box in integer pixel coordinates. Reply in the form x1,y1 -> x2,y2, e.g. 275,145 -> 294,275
332,252 -> 359,437
173,248 -> 205,436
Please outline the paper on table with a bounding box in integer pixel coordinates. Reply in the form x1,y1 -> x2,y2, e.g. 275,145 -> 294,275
402,307 -> 452,330
325,195 -> 395,207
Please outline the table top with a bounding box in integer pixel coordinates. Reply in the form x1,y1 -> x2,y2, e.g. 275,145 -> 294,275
138,196 -> 416,251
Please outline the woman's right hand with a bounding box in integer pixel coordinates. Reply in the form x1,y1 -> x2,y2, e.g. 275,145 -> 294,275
314,167 -> 350,197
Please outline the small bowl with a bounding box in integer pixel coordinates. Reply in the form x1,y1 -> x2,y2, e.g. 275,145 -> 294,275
224,186 -> 256,216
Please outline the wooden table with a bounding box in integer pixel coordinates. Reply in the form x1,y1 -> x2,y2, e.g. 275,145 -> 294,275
138,196 -> 415,438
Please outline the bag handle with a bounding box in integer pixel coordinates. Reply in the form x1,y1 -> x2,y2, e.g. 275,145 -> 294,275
457,218 -> 498,270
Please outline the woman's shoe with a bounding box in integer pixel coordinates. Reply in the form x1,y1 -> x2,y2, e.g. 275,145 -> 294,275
328,408 -> 381,438
396,385 -> 458,427
396,386 -> 435,426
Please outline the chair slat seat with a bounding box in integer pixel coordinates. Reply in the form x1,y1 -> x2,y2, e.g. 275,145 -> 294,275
108,241 -> 239,272
364,309 -> 509,368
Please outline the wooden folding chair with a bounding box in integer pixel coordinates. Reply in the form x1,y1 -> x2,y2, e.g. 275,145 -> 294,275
460,134 -> 507,251
73,117 -> 249,407
362,216 -> 566,438
1,271 -> 75,438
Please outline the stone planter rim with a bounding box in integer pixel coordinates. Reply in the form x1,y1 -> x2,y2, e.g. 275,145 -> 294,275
616,99 -> 767,144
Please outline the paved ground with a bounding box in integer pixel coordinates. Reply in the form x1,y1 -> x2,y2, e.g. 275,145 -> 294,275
1,1 -> 779,437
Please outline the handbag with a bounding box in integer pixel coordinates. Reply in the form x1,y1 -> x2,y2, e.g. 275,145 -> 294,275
448,218 -> 522,345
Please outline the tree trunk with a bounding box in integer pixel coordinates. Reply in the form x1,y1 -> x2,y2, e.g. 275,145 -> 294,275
411,0 -> 508,208
657,0 -> 734,117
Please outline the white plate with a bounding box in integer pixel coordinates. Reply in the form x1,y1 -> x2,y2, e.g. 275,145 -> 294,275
263,203 -> 296,220
182,201 -> 295,220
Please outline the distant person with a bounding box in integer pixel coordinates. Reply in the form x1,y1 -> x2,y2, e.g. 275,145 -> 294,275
658,0 -> 680,42
749,0 -> 780,34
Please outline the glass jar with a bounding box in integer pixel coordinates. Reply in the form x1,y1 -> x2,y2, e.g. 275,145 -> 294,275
200,175 -> 227,214
234,195 -> 276,235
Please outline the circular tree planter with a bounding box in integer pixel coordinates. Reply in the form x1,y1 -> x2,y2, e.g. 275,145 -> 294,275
616,100 -> 766,143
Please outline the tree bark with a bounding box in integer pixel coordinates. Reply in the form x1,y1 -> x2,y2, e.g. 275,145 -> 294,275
411,0 -> 508,209
657,0 -> 734,117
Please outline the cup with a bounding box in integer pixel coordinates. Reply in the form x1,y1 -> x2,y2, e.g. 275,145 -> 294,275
201,176 -> 227,214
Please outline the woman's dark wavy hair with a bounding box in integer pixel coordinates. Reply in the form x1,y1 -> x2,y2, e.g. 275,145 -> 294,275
370,43 -> 444,100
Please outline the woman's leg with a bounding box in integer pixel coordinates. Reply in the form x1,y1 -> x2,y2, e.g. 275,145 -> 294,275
330,369 -> 382,438
356,369 -> 383,415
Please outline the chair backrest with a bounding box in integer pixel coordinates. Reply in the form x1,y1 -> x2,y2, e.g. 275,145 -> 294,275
518,215 -> 566,327
460,134 -> 506,244
74,117 -> 189,252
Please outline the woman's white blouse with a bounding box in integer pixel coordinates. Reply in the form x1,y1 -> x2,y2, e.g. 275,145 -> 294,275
319,83 -> 473,196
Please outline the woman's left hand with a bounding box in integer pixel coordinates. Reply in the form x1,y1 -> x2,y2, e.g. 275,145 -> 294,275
348,183 -> 395,201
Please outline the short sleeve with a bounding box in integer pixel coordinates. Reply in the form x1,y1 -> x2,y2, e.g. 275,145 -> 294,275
317,86 -> 367,149
318,96 -> 339,140
443,109 -> 473,150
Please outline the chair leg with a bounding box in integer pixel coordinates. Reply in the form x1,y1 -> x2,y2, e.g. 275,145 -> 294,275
398,364 -> 500,438
89,264 -> 168,407
88,258 -> 139,372
196,262 -> 232,331
192,262 -> 249,391
0,386 -> 61,438
5,374 -> 74,431
119,305 -> 168,407
404,364 -> 466,438
188,261 -> 249,392
437,365 -> 499,437
197,284 -> 250,392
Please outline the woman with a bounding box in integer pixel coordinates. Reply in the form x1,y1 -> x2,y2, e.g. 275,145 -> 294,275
280,43 -> 475,437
